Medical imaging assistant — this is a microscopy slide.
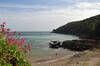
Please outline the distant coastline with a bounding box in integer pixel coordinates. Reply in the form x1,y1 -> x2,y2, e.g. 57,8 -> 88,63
53,14 -> 100,39
49,14 -> 100,52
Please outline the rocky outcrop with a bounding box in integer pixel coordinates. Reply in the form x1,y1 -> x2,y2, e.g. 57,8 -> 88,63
49,39 -> 100,51
49,41 -> 61,49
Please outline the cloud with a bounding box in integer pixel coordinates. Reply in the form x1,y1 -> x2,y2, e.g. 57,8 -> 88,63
0,1 -> 100,31
76,2 -> 100,9
1,8 -> 100,31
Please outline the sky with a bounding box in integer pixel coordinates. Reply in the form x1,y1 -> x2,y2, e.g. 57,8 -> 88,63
0,0 -> 100,31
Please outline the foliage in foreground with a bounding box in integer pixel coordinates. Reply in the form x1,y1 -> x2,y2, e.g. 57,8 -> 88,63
0,22 -> 31,66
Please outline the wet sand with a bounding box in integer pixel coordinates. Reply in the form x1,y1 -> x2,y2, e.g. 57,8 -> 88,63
28,49 -> 100,66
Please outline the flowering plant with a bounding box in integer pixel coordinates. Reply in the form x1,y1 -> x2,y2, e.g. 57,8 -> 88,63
0,22 -> 31,66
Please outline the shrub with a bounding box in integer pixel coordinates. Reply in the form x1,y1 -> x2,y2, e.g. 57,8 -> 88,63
0,22 -> 31,66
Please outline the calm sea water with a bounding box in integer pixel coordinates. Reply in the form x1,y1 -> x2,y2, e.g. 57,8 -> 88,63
20,32 -> 79,57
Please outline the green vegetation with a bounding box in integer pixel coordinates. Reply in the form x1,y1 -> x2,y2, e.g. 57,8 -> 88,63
0,22 -> 31,66
53,14 -> 100,39
0,38 -> 30,66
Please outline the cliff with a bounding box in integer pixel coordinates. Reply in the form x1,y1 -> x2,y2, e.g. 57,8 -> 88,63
53,14 -> 100,39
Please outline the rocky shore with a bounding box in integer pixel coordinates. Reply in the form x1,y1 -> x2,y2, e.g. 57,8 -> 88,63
49,39 -> 100,51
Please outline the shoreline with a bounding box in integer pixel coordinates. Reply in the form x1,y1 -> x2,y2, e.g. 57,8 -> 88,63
27,34 -> 100,66
28,49 -> 100,66
27,51 -> 78,66
36,52 -> 77,64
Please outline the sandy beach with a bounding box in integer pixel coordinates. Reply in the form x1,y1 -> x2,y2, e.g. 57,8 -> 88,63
28,49 -> 100,66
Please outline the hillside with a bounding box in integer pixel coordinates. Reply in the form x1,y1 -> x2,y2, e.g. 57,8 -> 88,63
53,14 -> 100,39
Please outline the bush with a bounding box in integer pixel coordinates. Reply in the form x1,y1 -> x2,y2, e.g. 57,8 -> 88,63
0,22 -> 31,66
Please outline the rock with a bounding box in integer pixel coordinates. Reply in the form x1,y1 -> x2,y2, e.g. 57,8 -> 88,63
49,40 -> 61,49
49,39 -> 100,51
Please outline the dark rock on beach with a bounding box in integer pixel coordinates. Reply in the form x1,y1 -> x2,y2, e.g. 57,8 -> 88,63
49,41 -> 61,49
49,39 -> 100,51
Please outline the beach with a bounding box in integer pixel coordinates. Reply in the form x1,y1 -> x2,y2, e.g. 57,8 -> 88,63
22,32 -> 100,66
28,49 -> 100,66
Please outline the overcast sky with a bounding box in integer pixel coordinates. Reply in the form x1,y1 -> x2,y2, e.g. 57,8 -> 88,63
0,0 -> 100,31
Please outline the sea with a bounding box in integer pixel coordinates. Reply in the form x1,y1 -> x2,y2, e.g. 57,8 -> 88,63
19,32 -> 79,57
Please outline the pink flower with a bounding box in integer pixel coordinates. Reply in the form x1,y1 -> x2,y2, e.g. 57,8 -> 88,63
25,49 -> 29,53
8,38 -> 13,43
15,40 -> 20,45
8,32 -> 13,36
3,22 -> 6,25
13,31 -> 17,34
11,37 -> 15,40
8,37 -> 15,43
0,22 -> 33,54
21,38 -> 25,43
7,28 -> 10,31
19,32 -> 22,35
0,24 -> 5,27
